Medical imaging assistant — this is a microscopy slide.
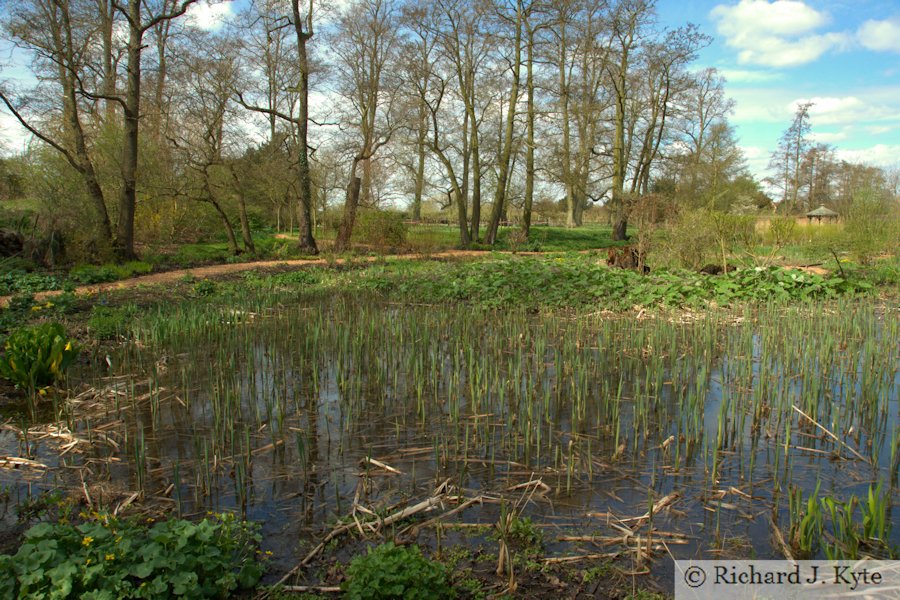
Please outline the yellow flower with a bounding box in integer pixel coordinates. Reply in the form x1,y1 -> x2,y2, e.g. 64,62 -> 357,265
45,302 -> 54,308
105,553 -> 115,561
82,536 -> 94,546
85,558 -> 92,565
65,341 -> 73,351
30,305 -> 41,312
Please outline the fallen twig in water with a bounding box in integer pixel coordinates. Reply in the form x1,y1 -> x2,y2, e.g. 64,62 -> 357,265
260,481 -> 452,598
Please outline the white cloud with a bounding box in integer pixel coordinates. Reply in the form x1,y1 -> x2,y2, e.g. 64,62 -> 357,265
185,1 -> 233,30
0,112 -> 28,153
719,69 -> 783,83
711,0 -> 827,37
857,17 -> 900,53
710,0 -> 849,67
792,94 -> 900,126
835,145 -> 900,168
865,125 -> 894,135
729,88 -> 900,128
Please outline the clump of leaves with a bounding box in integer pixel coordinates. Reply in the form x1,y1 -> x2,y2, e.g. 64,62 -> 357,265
0,270 -> 63,296
69,264 -> 119,284
0,512 -> 265,599
508,516 -> 542,548
0,322 -> 78,395
343,542 -> 453,600
192,279 -> 217,297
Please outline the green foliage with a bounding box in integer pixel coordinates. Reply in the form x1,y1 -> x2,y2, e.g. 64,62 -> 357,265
0,512 -> 264,599
268,269 -> 323,287
842,189 -> 899,264
583,563 -> 614,584
354,257 -> 871,310
343,542 -> 453,600
192,279 -> 217,297
789,483 -> 822,557
508,517 -> 542,548
0,270 -> 63,295
0,322 -> 78,395
88,304 -> 139,340
353,210 -> 409,248
69,261 -> 152,284
69,264 -> 118,284
14,490 -> 71,524
788,482 -> 894,560
0,293 -> 34,334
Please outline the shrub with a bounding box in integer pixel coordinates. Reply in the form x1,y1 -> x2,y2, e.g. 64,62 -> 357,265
192,279 -> 217,297
657,209 -> 756,270
354,210 -> 408,249
0,512 -> 264,599
343,542 -> 453,600
0,322 -> 78,395
842,189 -> 899,264
656,209 -> 716,269
764,216 -> 799,247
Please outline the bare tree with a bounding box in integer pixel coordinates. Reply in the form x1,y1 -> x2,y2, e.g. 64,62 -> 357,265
236,0 -> 319,253
483,0 -> 523,245
397,1 -> 439,221
333,0 -> 400,251
0,0 -> 115,247
767,101 -> 813,213
607,0 -> 655,241
170,29 -> 251,254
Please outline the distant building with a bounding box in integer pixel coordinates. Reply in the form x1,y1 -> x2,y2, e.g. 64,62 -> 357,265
805,205 -> 839,223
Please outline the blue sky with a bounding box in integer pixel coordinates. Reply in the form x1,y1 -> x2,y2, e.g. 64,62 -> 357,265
2,0 -> 898,185
657,0 -> 900,180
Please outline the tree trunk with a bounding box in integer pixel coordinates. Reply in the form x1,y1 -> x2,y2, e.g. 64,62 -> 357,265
99,0 -> 116,121
292,4 -> 319,254
230,165 -> 255,253
115,0 -> 142,260
612,216 -> 627,242
334,174 -> 361,252
203,171 -> 240,255
153,17 -> 171,138
413,102 -> 427,221
211,200 -> 241,255
469,108 -> 482,243
610,49 -> 628,242
557,24 -> 576,229
486,1 -> 522,246
521,23 -> 534,239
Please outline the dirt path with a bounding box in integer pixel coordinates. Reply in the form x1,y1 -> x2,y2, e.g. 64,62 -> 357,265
0,250 -> 527,308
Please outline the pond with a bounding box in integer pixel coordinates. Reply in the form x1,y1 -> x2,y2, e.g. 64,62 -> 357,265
1,293 -> 897,584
